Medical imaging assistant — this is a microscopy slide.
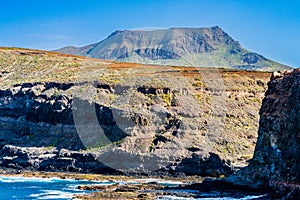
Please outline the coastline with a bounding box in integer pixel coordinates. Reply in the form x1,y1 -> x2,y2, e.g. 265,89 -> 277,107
0,169 -> 205,200
0,168 -> 204,182
0,169 -> 271,200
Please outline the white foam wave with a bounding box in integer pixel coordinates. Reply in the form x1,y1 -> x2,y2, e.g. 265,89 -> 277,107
157,194 -> 268,200
0,176 -> 78,183
29,190 -> 88,199
133,178 -> 183,185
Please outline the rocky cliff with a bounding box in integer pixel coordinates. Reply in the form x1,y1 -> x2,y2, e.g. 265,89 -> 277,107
252,69 -> 300,181
0,48 -> 270,176
200,69 -> 300,198
169,69 -> 300,199
233,69 -> 298,197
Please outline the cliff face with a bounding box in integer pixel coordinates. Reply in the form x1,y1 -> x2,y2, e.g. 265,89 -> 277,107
0,79 -> 265,175
0,48 -> 270,175
248,69 -> 300,182
215,69 -> 300,198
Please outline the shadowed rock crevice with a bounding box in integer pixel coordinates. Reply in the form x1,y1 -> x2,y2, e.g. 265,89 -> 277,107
174,153 -> 233,176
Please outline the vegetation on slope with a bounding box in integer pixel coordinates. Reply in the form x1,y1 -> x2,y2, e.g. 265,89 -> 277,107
54,27 -> 292,71
0,47 -> 271,168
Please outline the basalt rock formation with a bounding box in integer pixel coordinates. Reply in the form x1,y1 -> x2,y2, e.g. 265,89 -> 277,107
170,69 -> 300,199
238,69 -> 300,198
0,48 -> 270,176
199,69 -> 300,198
251,69 -> 300,182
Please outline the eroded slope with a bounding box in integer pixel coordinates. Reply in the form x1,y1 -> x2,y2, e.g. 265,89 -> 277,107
0,48 -> 270,175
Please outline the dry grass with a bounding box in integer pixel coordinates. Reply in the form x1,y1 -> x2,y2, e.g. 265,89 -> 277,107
0,47 -> 272,166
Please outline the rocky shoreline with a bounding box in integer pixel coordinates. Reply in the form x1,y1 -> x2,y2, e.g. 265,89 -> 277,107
0,170 -> 270,200
2,48 -> 300,199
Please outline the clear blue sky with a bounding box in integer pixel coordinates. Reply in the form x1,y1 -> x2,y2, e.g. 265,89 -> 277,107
1,0 -> 299,67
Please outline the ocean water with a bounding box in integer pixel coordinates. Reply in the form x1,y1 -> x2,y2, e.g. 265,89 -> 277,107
157,196 -> 268,200
0,176 -> 112,200
0,176 -> 267,200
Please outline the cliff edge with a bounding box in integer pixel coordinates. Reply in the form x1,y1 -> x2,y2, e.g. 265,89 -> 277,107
0,47 -> 270,176
218,69 -> 300,198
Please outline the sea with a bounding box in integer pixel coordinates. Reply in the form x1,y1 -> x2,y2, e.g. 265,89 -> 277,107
0,176 -> 268,200
0,176 -> 100,199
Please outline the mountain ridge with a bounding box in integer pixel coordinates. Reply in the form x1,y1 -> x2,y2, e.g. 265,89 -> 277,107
54,26 -> 291,71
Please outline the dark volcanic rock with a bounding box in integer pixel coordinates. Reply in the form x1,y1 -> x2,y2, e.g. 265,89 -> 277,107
248,69 -> 300,182
174,153 -> 233,177
223,69 -> 300,198
0,74 -> 268,176
0,82 -> 74,124
0,81 -> 234,175
180,69 -> 300,198
0,145 -> 117,174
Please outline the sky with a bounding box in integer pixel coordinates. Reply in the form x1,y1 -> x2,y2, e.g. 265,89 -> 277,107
0,0 -> 299,67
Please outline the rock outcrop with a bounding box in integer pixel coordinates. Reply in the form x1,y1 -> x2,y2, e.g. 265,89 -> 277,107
0,145 -> 115,173
253,69 -> 300,191
171,69 -> 300,198
217,69 -> 300,198
0,47 -> 270,176
254,69 -> 298,174
0,73 -> 268,176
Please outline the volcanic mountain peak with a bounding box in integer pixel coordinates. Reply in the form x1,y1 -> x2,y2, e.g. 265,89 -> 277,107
54,26 -> 291,71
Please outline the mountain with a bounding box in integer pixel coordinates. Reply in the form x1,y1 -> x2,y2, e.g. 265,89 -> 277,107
54,26 -> 291,71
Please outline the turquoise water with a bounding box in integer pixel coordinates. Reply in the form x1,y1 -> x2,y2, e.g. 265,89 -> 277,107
0,176 -> 111,200
0,176 -> 267,200
157,196 -> 268,200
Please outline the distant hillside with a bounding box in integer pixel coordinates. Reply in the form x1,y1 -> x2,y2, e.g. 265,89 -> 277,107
54,26 -> 291,71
